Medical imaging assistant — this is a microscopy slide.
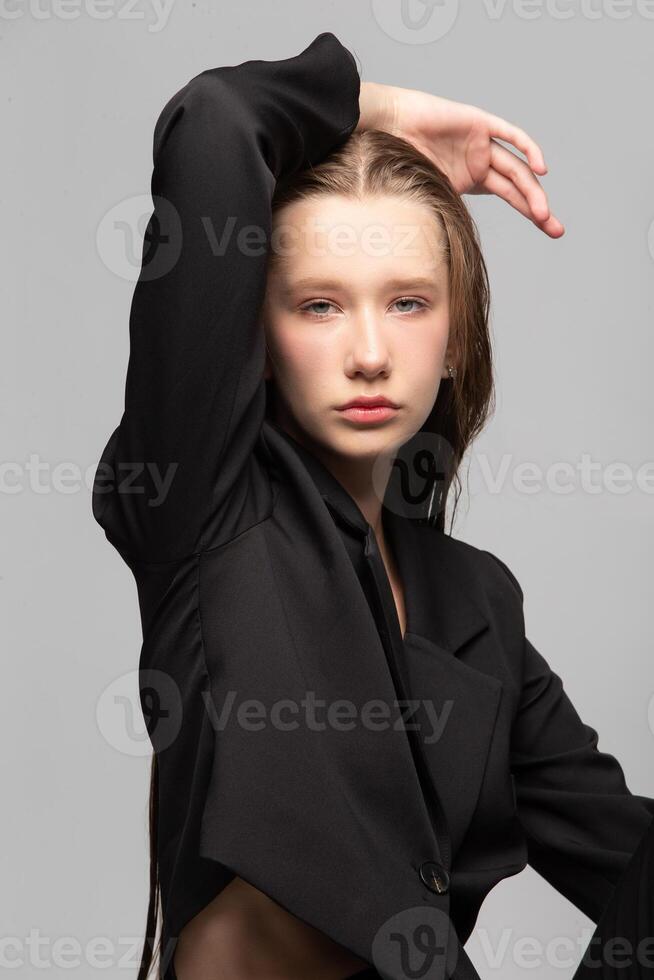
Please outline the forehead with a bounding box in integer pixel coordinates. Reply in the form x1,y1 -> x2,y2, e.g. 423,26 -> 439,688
270,193 -> 448,285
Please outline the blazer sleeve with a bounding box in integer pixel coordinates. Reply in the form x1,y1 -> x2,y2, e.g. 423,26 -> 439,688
92,32 -> 360,563
486,551 -> 654,923
570,813 -> 654,978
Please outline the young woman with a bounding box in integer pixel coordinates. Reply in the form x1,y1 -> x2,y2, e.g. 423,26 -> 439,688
93,31 -> 654,980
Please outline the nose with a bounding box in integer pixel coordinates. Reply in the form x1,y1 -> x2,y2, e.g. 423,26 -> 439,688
345,308 -> 391,379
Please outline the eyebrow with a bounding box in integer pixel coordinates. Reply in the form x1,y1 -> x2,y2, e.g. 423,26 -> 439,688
283,275 -> 442,293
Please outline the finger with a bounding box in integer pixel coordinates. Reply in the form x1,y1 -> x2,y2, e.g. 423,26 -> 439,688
479,167 -> 565,238
483,113 -> 548,175
490,139 -> 551,222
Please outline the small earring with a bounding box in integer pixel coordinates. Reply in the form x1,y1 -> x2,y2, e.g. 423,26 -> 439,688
446,363 -> 457,380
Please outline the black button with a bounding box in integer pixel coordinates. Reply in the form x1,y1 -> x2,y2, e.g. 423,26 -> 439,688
419,861 -> 450,894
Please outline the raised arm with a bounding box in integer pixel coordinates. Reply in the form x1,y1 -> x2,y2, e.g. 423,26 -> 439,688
358,82 -> 564,237
92,32 -> 360,563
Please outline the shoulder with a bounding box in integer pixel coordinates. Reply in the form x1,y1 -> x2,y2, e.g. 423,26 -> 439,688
470,541 -> 524,604
419,522 -> 524,603
415,522 -> 526,653
418,526 -> 528,693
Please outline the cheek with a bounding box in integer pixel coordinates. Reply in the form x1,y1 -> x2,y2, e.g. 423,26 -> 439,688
404,327 -> 447,382
272,332 -> 334,400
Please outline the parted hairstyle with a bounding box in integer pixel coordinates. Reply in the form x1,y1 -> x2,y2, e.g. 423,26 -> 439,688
264,127 -> 496,533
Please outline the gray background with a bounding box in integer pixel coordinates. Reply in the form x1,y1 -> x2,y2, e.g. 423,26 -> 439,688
3,1 -> 654,977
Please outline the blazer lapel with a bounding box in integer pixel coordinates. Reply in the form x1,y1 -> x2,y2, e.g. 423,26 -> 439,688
383,506 -> 504,856
381,504 -> 489,654
259,420 -> 448,859
261,420 -> 504,861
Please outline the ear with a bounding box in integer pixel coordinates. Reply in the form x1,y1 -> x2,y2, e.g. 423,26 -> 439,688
441,348 -> 458,379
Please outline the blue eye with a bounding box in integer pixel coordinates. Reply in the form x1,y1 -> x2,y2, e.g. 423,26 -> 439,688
300,300 -> 337,317
393,297 -> 426,314
299,297 -> 427,317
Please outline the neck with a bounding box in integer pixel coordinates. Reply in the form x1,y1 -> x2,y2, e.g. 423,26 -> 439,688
273,411 -> 393,546
318,449 -> 391,543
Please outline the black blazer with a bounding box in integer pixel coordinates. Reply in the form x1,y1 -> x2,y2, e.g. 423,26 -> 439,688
92,31 -> 654,980
572,814 -> 654,978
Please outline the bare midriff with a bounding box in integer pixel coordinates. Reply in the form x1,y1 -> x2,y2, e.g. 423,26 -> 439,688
173,874 -> 372,980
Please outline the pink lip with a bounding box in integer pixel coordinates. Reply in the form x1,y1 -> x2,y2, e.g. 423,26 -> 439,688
338,395 -> 399,409
337,405 -> 399,424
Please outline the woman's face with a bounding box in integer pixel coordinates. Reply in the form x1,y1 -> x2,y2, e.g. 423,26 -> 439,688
262,193 -> 453,467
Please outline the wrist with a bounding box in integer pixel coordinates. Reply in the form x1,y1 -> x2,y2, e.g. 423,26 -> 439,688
356,81 -> 397,134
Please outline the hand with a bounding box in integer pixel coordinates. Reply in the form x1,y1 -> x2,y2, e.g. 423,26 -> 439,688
357,81 -> 564,239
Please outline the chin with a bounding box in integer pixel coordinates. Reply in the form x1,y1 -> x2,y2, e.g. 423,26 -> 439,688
286,408 -> 415,463
325,424 -> 410,461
